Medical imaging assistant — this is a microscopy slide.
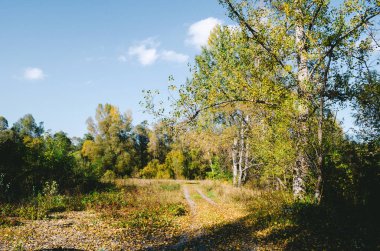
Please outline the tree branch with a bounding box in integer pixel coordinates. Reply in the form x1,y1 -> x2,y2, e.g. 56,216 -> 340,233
310,8 -> 380,77
221,0 -> 297,82
189,98 -> 277,121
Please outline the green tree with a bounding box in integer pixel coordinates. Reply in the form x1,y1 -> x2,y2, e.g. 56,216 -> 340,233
353,71 -> 380,141
217,0 -> 379,200
0,116 -> 8,131
133,121 -> 151,170
12,114 -> 44,137
83,104 -> 136,176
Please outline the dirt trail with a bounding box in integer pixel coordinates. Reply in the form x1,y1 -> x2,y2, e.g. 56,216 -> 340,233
0,180 -> 251,250
196,187 -> 217,205
183,185 -> 196,214
170,184 -> 227,249
170,185 -> 199,250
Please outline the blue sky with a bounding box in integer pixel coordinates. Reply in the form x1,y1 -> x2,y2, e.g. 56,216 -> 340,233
0,1 -> 231,137
0,1 -> 361,137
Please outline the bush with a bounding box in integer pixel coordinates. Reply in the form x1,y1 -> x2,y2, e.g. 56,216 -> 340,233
167,203 -> 187,216
101,170 -> 116,183
82,190 -> 128,210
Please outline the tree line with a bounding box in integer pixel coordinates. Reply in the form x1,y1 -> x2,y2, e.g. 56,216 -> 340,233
0,105 -> 223,202
1,0 -> 379,213
143,0 -> 380,208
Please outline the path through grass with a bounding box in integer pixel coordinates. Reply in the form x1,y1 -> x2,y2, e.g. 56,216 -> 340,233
1,179 -> 378,250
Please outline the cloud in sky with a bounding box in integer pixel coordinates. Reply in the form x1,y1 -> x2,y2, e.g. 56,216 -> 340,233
23,67 -> 45,80
127,38 -> 189,65
186,17 -> 223,49
128,45 -> 159,66
161,50 -> 189,63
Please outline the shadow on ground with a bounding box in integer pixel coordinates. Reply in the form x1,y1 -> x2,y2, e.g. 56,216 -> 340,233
147,203 -> 380,250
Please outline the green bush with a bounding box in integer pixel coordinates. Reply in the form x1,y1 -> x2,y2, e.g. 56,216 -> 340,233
82,190 -> 128,210
167,203 -> 187,216
101,170 -> 116,183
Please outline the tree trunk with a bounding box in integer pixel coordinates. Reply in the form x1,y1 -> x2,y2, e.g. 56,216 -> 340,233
293,11 -> 310,200
238,122 -> 244,187
315,55 -> 331,203
232,137 -> 238,186
242,115 -> 250,184
243,140 -> 249,183
315,83 -> 326,203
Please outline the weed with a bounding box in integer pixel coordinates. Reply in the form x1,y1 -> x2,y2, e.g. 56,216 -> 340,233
167,204 -> 187,216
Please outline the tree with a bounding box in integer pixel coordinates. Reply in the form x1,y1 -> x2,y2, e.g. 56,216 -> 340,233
353,71 -> 380,141
12,114 -> 44,137
218,0 -> 380,200
0,116 -> 8,131
147,121 -> 172,163
83,104 -> 136,176
133,121 -> 151,170
160,25 -> 297,187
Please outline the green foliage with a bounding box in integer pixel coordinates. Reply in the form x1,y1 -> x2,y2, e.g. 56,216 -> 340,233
82,190 -> 129,210
83,104 -> 136,177
353,71 -> 380,140
12,114 -> 44,137
0,116 -> 8,131
159,183 -> 180,191
139,159 -> 162,178
206,157 -> 231,180
101,170 -> 116,183
165,150 -> 185,179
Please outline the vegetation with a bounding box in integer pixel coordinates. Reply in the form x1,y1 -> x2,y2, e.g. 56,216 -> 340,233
1,0 -> 379,249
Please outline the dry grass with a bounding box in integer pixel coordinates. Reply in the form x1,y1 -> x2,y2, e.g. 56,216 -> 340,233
2,179 -> 367,250
0,179 -> 189,250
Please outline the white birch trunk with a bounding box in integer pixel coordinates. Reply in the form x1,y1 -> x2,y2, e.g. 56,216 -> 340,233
232,137 -> 238,187
293,9 -> 310,200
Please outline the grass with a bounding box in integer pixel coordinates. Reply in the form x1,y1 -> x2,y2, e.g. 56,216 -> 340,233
195,183 -> 379,250
1,179 -> 378,250
159,183 -> 180,191
0,179 -> 186,229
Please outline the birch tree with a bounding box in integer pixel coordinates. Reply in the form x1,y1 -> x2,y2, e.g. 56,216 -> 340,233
219,0 -> 380,200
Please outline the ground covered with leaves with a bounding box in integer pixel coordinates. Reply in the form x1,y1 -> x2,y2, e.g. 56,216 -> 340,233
1,179 -> 378,250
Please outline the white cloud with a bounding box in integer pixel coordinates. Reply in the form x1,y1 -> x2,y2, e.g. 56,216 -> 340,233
186,17 -> 223,49
23,67 -> 45,80
161,50 -> 189,63
128,38 -> 189,65
128,38 -> 159,66
129,45 -> 158,65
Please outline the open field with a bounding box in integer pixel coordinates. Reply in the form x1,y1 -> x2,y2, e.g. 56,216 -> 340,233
0,179 -> 378,250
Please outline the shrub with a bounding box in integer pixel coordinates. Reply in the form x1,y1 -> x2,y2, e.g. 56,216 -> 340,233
101,170 -> 116,183
167,203 -> 187,216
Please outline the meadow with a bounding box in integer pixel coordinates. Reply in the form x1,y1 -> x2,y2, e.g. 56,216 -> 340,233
1,179 -> 378,250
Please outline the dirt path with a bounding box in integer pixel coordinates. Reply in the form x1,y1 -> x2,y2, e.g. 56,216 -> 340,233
195,187 -> 217,205
0,180 -> 252,250
169,183 -> 233,250
183,185 -> 196,214
165,183 -> 257,250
